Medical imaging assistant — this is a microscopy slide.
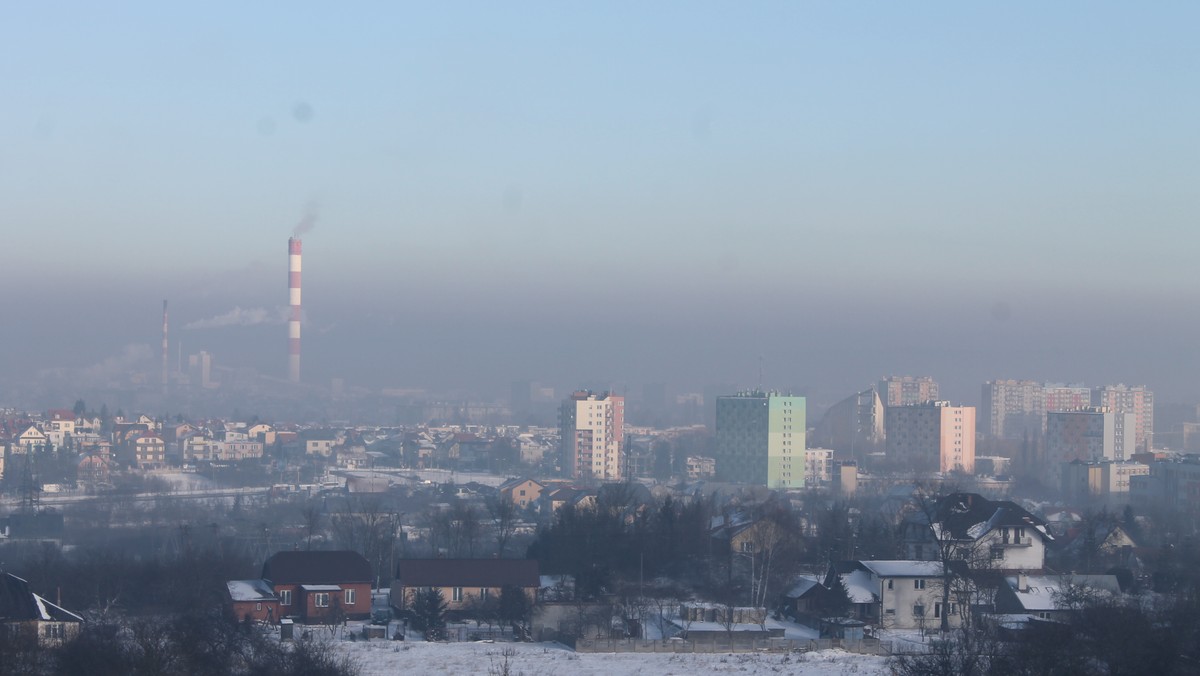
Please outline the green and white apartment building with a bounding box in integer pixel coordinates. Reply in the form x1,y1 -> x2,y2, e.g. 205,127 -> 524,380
715,391 -> 806,488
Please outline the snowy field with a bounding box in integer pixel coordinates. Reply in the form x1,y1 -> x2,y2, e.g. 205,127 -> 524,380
333,641 -> 890,676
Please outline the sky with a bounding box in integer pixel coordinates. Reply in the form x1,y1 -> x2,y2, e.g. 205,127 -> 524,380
1,2 -> 1197,407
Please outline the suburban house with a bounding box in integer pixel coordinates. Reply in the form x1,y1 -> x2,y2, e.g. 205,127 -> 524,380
543,486 -> 596,513
826,560 -> 965,630
226,579 -> 280,624
904,492 -> 1053,571
994,573 -> 1121,621
261,550 -> 372,623
0,572 -> 84,647
16,426 -> 48,452
304,431 -> 341,457
133,434 -> 167,469
499,477 -> 545,509
391,559 -> 539,615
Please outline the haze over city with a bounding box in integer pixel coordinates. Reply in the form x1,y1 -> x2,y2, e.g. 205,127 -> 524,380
1,2 -> 1197,409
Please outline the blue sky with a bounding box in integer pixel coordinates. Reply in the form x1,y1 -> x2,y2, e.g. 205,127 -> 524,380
1,3 -> 1197,401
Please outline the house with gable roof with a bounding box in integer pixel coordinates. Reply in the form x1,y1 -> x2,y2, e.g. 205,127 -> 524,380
994,572 -> 1121,621
260,550 -> 372,623
825,560 -> 966,630
904,492 -> 1053,571
0,572 -> 84,647
391,558 -> 539,615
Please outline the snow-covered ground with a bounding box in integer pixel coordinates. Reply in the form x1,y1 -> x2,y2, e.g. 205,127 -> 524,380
332,640 -> 890,676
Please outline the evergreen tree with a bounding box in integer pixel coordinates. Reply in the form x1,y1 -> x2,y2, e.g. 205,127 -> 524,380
411,588 -> 447,641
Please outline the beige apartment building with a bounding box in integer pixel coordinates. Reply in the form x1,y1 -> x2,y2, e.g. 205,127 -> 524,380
885,401 -> 975,474
559,391 -> 625,481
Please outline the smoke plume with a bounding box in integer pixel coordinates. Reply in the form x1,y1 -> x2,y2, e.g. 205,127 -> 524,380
185,306 -> 290,330
294,201 -> 319,237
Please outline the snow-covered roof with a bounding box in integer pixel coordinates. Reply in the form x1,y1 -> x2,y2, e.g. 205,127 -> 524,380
33,594 -> 84,622
859,560 -> 945,578
1003,575 -> 1120,612
300,584 -> 343,591
840,570 -> 877,604
226,579 -> 277,602
784,575 -> 822,599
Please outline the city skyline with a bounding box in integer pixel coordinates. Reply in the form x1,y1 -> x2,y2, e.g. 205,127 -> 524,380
1,3 -> 1197,405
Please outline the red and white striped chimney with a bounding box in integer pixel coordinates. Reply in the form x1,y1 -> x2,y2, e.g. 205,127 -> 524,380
161,299 -> 169,393
288,237 -> 302,383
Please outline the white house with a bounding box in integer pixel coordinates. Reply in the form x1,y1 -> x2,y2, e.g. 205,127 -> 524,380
827,560 -> 966,630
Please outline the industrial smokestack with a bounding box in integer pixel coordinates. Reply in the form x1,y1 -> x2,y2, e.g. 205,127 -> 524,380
288,238 -> 302,383
161,299 -> 169,394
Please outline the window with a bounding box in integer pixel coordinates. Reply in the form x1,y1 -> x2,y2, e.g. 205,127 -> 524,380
453,587 -> 463,602
345,588 -> 356,605
256,602 -> 262,611
280,589 -> 292,606
887,580 -> 894,590
913,605 -> 925,617
914,579 -> 926,590
314,593 -> 329,608
481,588 -> 489,599
44,624 -> 64,639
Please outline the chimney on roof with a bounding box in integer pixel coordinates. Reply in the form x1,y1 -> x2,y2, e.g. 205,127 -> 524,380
1017,571 -> 1028,592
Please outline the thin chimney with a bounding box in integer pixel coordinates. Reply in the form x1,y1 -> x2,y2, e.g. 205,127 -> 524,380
288,238 -> 302,383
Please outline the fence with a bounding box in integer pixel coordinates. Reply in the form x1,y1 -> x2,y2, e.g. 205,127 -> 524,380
573,637 -> 893,655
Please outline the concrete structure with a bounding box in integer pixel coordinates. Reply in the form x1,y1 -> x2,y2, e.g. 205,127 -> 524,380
1061,460 -> 1150,501
188,351 -> 213,389
1130,458 -> 1200,518
981,380 -> 1094,439
559,391 -> 625,481
1093,384 -> 1154,453
884,402 -> 975,474
1042,384 -> 1094,416
714,391 -> 805,488
804,448 -> 835,487
878,376 -> 939,408
981,379 -> 1044,439
1045,407 -> 1135,485
812,387 -> 884,457
288,237 -> 302,383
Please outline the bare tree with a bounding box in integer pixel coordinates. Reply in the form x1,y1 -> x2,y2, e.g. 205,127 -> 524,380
301,504 -> 322,550
330,497 -> 397,584
487,496 -> 518,558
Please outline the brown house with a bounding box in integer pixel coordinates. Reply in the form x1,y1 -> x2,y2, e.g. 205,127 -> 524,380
226,579 -> 280,624
0,572 -> 83,647
391,559 -> 539,614
261,550 -> 372,624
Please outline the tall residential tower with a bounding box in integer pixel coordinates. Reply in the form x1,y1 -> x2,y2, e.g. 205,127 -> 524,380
560,391 -> 625,481
714,391 -> 806,488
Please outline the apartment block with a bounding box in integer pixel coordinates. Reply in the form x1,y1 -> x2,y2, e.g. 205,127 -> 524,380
559,391 -> 625,481
884,401 -> 975,474
878,376 -> 939,408
1045,407 -> 1136,485
1092,385 -> 1154,453
714,391 -> 805,488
